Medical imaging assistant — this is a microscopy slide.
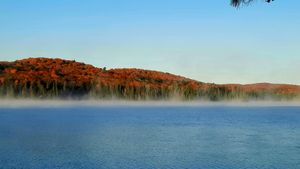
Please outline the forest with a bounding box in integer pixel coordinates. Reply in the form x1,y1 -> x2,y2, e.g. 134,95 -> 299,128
0,58 -> 299,101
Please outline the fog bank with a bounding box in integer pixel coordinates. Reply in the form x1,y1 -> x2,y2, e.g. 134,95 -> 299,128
1,99 -> 300,108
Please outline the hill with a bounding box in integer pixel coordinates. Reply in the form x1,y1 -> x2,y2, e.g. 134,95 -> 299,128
1,58 -> 300,101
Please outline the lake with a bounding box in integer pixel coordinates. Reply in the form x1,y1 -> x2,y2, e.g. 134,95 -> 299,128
0,105 -> 300,169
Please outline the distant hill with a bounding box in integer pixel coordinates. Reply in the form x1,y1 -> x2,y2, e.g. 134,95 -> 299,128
1,58 -> 300,101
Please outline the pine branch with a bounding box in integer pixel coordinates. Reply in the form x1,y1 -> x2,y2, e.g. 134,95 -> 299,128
231,0 -> 274,7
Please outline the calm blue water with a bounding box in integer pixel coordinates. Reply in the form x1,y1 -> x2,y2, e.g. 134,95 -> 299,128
0,106 -> 300,169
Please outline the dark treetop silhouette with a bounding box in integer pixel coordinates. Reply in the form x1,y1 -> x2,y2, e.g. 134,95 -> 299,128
231,0 -> 274,7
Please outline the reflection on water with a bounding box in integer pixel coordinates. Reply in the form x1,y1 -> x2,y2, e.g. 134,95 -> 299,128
0,106 -> 300,169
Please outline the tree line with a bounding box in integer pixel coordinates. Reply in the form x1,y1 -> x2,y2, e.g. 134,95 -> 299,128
0,77 -> 298,101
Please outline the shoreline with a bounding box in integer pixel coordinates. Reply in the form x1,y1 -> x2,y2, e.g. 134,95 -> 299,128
1,99 -> 300,108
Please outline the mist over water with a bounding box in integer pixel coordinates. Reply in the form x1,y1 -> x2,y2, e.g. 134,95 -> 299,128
1,99 -> 300,108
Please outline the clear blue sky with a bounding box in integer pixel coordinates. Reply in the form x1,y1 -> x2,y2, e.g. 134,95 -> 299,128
1,0 -> 299,84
